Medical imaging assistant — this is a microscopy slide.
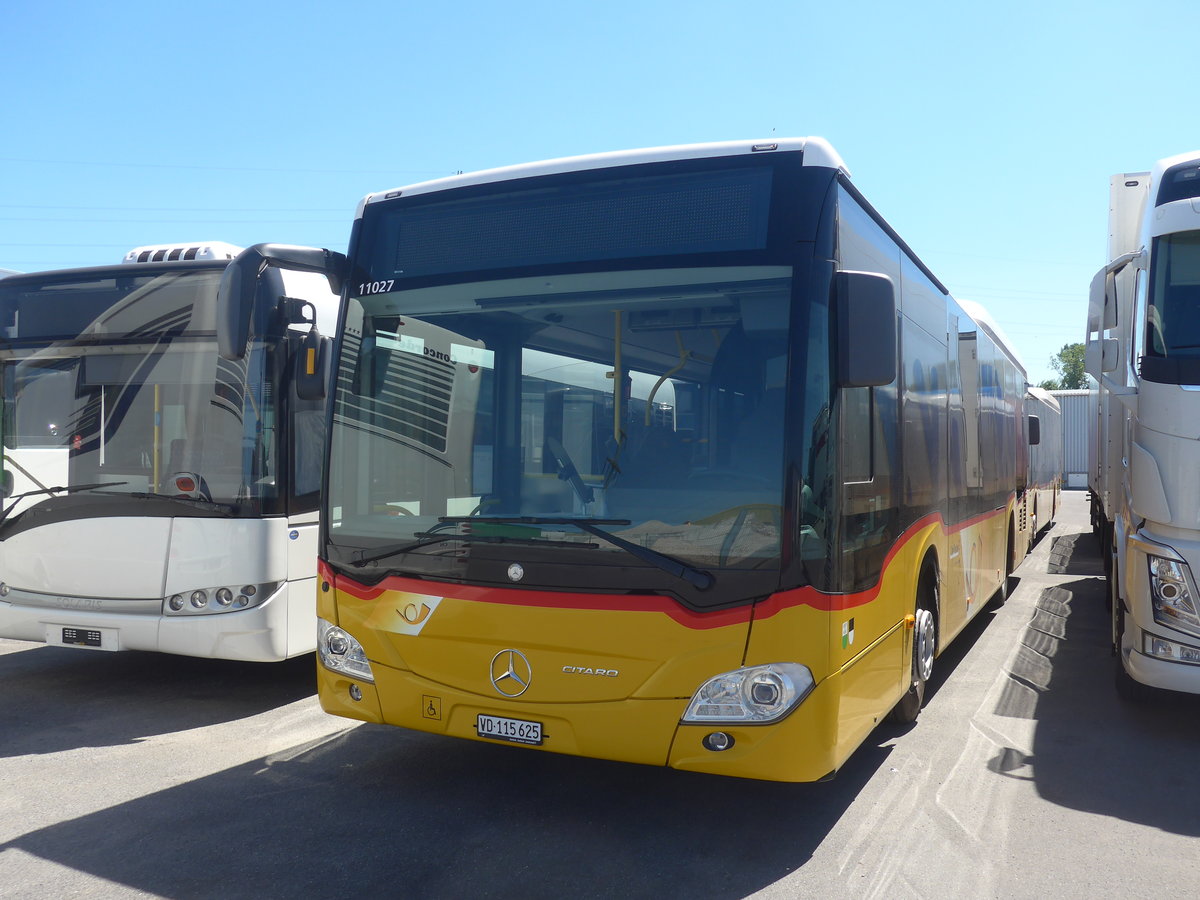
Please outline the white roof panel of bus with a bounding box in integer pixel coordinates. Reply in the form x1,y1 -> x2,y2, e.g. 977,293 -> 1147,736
355,138 -> 849,219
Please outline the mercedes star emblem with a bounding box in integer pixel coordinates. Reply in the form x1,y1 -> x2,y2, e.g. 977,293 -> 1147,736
490,649 -> 532,697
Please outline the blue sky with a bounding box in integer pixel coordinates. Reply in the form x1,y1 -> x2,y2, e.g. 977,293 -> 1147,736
3,0 -> 1198,385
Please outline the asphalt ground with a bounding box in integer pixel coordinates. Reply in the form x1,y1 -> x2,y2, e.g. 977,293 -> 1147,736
2,489 -> 1198,899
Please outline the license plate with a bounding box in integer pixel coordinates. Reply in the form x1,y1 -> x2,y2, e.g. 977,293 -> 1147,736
62,627 -> 103,647
476,713 -> 543,745
46,624 -> 118,651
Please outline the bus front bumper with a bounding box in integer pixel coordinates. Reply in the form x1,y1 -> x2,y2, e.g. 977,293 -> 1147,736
317,659 -> 844,783
0,582 -> 309,662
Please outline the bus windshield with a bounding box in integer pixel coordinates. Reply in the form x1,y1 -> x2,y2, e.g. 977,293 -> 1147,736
327,265 -> 799,594
0,267 -> 279,519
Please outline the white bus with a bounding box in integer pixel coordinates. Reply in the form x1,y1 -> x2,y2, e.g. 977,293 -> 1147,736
1087,152 -> 1200,699
0,242 -> 339,661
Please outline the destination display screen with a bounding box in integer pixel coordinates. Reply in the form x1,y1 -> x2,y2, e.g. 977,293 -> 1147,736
365,165 -> 775,281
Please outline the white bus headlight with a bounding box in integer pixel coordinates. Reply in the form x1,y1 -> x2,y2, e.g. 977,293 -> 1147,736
318,617 -> 375,683
1149,555 -> 1200,637
162,582 -> 279,616
681,663 -> 814,724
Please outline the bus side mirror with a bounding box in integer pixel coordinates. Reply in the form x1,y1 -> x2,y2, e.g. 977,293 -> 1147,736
218,243 -> 347,361
295,328 -> 330,401
1028,414 -> 1041,446
836,271 -> 897,388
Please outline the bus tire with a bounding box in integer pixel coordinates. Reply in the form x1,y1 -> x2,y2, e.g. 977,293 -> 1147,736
992,520 -> 1015,608
889,561 -> 938,724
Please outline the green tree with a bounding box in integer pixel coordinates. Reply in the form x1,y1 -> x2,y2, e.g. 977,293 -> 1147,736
1043,342 -> 1086,390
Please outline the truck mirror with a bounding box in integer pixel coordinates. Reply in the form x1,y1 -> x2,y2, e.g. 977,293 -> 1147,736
835,271 -> 896,388
1087,268 -> 1105,333
1103,270 -> 1118,331
1088,268 -> 1121,334
1085,338 -> 1120,376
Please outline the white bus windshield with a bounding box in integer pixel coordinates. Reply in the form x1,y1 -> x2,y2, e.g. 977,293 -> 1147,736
0,268 -> 279,518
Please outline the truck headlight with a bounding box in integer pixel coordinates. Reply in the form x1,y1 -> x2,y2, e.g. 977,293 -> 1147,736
1149,555 -> 1200,637
681,663 -> 814,724
317,617 -> 374,683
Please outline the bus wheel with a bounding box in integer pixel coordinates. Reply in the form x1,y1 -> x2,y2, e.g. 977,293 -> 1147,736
992,522 -> 1015,608
889,570 -> 938,724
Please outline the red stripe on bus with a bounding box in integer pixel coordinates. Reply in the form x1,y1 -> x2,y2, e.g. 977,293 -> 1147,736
323,501 -> 1011,630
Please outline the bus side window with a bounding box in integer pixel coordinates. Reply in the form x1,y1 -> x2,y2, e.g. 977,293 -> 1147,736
842,387 -> 872,483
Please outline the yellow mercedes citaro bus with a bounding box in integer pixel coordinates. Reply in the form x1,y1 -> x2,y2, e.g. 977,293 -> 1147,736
220,139 -> 1033,782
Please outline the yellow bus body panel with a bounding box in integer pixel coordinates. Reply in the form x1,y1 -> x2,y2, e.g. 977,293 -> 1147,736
316,504 -> 1009,782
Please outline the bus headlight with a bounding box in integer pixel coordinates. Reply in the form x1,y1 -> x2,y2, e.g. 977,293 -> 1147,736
318,617 -> 375,683
681,663 -> 814,724
1149,555 -> 1200,637
162,582 -> 279,616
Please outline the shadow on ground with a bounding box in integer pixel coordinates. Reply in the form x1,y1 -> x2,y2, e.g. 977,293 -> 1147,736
0,644 -> 316,757
992,530 -> 1200,836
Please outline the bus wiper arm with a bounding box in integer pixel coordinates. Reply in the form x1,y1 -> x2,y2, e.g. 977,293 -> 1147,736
0,481 -> 130,526
570,520 -> 715,591
439,515 -> 716,591
91,490 -> 238,515
351,530 -> 598,568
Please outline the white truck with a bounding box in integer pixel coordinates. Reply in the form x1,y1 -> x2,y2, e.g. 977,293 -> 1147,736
1086,152 -> 1200,699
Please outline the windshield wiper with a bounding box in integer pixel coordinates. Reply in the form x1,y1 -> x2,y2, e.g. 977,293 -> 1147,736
89,490 -> 238,515
0,481 -> 130,527
351,525 -> 598,568
439,516 -> 715,590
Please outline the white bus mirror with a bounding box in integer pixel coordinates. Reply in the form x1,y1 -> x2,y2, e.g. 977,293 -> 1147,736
295,328 -> 330,401
218,244 -> 347,361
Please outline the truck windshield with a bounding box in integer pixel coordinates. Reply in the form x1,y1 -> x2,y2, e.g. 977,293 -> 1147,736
1148,231 -> 1200,358
0,267 -> 279,518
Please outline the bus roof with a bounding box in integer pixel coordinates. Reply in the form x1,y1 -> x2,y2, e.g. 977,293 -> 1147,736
356,138 -> 849,217
1026,385 -> 1062,410
122,242 -> 243,264
957,297 -> 1027,376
